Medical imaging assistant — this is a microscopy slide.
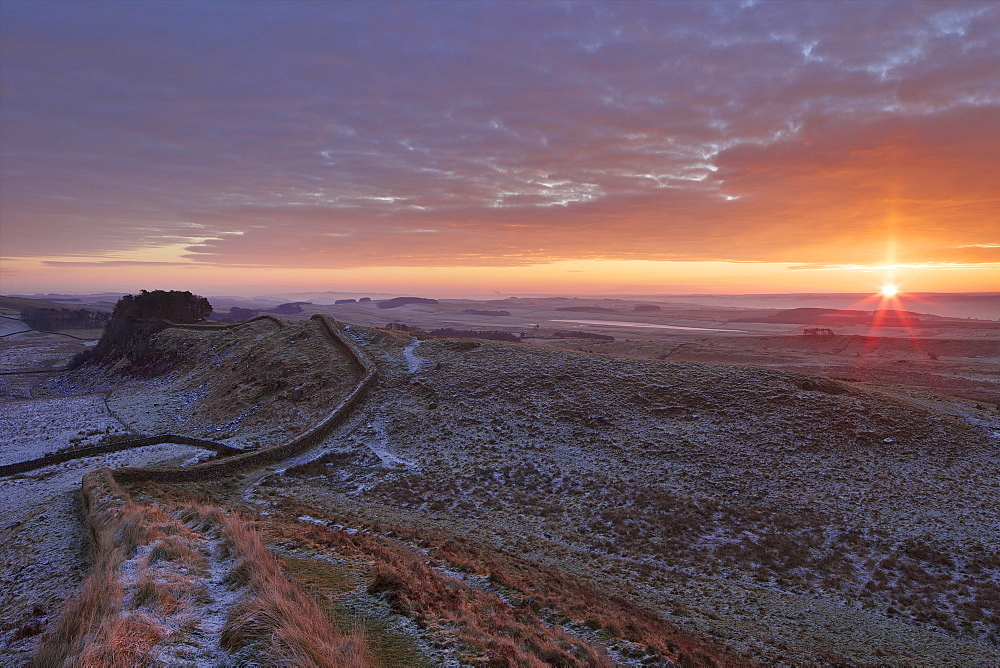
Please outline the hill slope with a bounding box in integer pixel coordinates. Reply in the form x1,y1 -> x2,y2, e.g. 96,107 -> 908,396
280,329 -> 999,665
3,318 -> 997,665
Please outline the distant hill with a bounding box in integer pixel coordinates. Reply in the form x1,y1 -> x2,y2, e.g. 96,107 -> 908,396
1,295 -> 111,313
268,302 -> 310,314
1,295 -> 112,330
734,307 -> 1000,329
377,297 -> 439,309
228,306 -> 260,321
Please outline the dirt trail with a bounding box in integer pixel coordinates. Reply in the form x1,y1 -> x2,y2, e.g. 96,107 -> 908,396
111,508 -> 237,666
403,337 -> 425,374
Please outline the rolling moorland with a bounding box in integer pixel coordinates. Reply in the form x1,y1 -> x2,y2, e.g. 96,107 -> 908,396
1,293 -> 998,666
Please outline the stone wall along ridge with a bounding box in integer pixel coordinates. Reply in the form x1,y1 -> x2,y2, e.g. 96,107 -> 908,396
112,314 -> 377,483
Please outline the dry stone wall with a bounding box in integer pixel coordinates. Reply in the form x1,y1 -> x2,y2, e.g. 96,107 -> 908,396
0,435 -> 241,477
112,314 -> 376,483
1,314 -> 375,483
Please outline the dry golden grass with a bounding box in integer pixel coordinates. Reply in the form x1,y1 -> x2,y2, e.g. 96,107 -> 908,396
137,482 -> 750,665
209,508 -> 372,667
267,498 -> 749,667
35,495 -> 373,667
31,501 -> 170,667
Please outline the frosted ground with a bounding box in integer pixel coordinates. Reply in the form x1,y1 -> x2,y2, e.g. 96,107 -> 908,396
2,308 -> 998,665
278,328 -> 1000,665
0,324 -> 276,662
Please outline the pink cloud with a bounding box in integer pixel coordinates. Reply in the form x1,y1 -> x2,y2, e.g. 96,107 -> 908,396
2,0 -> 997,272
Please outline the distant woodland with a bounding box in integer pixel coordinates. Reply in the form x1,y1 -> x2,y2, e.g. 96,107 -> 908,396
20,306 -> 111,331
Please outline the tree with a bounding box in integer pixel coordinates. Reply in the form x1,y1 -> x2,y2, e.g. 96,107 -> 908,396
90,290 -> 212,367
112,289 -> 212,323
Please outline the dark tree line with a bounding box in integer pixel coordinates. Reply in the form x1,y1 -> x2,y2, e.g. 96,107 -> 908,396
21,307 -> 111,331
109,289 -> 212,323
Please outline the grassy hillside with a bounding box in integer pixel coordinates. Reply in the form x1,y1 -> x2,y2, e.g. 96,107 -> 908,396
6,318 -> 998,665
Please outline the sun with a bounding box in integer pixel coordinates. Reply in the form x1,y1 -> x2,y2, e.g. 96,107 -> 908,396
881,284 -> 898,298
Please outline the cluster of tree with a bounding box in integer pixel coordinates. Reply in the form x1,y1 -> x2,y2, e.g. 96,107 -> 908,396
633,304 -> 662,313
109,289 -> 212,323
228,307 -> 260,321
269,302 -> 309,314
21,307 -> 111,331
385,322 -> 421,332
429,328 -> 519,342
89,290 -> 213,367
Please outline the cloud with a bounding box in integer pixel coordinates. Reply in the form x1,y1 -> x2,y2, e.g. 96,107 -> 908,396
42,260 -> 195,267
945,244 -> 1000,263
2,0 -> 997,270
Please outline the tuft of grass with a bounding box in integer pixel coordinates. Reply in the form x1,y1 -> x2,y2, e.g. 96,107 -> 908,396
30,546 -> 132,667
270,498 -> 750,667
33,491 -> 204,667
77,612 -> 167,667
212,509 -> 372,667
145,535 -> 206,572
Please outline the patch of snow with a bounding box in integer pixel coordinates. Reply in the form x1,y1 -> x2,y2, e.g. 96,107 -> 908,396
362,415 -> 416,470
403,338 -> 424,374
0,394 -> 130,465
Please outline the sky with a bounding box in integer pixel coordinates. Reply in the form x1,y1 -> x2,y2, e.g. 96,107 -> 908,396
1,0 -> 998,298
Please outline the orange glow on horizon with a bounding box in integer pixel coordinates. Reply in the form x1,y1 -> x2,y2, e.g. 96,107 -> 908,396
2,255 -> 999,298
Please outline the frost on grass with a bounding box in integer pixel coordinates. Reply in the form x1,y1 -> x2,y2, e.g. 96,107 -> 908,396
0,394 -> 130,465
278,329 -> 1000,666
